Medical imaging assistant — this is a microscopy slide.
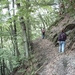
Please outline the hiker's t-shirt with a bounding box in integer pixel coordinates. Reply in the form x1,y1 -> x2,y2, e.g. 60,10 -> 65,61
42,29 -> 45,34
58,32 -> 67,41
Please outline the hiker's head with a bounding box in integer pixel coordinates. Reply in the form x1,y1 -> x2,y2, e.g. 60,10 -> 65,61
61,29 -> 64,33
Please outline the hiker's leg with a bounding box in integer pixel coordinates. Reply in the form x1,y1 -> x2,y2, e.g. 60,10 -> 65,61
62,41 -> 65,52
42,34 -> 44,39
44,33 -> 45,38
59,41 -> 62,52
43,33 -> 45,39
42,33 -> 45,39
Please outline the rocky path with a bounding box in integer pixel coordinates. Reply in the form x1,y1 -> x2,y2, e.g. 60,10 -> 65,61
33,38 -> 75,75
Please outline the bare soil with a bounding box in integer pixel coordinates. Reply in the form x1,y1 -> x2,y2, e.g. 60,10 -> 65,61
33,38 -> 75,75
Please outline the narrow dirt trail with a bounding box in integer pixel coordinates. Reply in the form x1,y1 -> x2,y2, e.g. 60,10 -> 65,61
33,38 -> 75,75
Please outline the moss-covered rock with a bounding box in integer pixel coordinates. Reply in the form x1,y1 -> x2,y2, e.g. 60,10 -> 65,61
51,24 -> 75,46
64,24 -> 75,32
67,29 -> 75,49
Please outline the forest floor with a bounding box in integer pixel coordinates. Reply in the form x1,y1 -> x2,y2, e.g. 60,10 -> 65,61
33,38 -> 75,75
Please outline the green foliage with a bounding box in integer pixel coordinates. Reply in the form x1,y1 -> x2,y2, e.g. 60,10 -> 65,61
0,0 -> 75,75
0,0 -> 9,9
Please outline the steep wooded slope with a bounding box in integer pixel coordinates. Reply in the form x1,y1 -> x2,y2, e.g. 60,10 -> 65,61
33,15 -> 75,75
14,14 -> 75,75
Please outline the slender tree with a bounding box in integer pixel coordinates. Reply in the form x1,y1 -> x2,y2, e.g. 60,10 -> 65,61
12,0 -> 20,57
26,0 -> 32,52
7,0 -> 15,56
20,17 -> 29,58
16,1 -> 29,58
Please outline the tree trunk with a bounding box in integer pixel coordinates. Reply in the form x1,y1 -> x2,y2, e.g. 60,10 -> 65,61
0,28 -> 5,75
7,0 -> 16,56
4,62 -> 11,75
10,25 -> 16,56
26,17 -> 32,52
2,58 -> 5,75
26,0 -> 32,52
9,58 -> 13,72
12,0 -> 20,57
20,17 -> 29,58
16,1 -> 29,58
1,65 -> 3,75
0,27 -> 3,75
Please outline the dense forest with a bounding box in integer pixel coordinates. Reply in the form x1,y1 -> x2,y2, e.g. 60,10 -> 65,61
0,0 -> 75,75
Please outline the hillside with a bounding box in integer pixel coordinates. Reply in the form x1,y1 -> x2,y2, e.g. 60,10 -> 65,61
33,38 -> 75,75
33,14 -> 75,75
1,1 -> 75,75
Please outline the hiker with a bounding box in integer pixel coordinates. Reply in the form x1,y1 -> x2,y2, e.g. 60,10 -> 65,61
41,28 -> 45,39
59,3 -> 65,15
58,29 -> 67,53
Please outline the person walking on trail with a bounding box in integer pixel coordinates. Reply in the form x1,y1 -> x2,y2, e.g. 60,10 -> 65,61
41,28 -> 45,39
58,29 -> 67,53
